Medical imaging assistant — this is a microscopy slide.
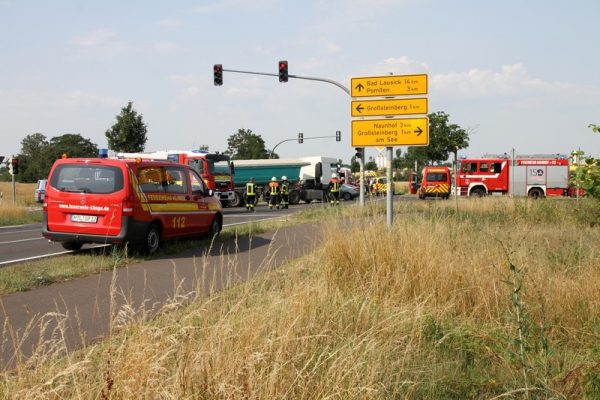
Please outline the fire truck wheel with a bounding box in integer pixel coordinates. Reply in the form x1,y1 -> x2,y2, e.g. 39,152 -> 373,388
61,241 -> 83,251
229,192 -> 242,207
141,223 -> 161,255
289,190 -> 300,205
471,188 -> 486,197
528,188 -> 544,199
209,214 -> 222,237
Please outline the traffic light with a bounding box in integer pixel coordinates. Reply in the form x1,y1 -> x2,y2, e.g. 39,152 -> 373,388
355,148 -> 363,159
298,132 -> 303,144
11,158 -> 18,175
335,130 -> 341,142
278,60 -> 288,82
7,158 -> 13,175
213,64 -> 223,86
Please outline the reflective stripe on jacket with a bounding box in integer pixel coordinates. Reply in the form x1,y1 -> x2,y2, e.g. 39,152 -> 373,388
281,182 -> 289,194
330,178 -> 340,192
269,181 -> 279,195
246,182 -> 255,196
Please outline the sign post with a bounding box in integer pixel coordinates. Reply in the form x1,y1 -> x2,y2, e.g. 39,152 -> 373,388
350,73 -> 429,226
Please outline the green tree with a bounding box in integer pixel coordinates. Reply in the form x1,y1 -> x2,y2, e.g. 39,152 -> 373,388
406,111 -> 470,167
17,133 -> 50,183
47,134 -> 98,160
105,101 -> 148,152
365,159 -> 377,171
571,125 -> 600,199
16,133 -> 98,183
226,128 -> 273,159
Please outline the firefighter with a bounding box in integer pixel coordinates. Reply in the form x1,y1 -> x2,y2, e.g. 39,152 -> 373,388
245,177 -> 256,212
280,176 -> 290,209
268,176 -> 280,209
329,173 -> 341,205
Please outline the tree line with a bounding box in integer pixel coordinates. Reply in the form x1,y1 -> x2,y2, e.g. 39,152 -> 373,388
5,102 -> 148,183
6,107 -> 470,183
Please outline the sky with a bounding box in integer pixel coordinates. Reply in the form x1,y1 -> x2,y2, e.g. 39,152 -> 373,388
1,0 -> 599,164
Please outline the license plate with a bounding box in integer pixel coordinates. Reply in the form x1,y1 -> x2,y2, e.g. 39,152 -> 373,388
71,214 -> 98,223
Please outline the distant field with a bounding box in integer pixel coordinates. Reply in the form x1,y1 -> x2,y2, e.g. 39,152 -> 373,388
0,182 -> 41,226
1,198 -> 599,398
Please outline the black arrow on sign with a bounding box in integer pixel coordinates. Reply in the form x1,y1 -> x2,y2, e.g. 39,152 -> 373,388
414,127 -> 423,136
355,83 -> 365,93
355,104 -> 364,113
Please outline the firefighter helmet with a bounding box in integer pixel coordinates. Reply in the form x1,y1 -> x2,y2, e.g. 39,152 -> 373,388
332,173 -> 338,178
282,176 -> 287,181
271,176 -> 277,181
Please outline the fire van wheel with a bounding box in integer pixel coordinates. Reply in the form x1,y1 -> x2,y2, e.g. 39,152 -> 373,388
209,215 -> 222,237
528,188 -> 544,199
61,241 -> 83,251
141,223 -> 161,255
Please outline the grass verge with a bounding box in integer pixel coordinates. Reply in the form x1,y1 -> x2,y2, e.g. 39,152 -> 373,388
1,197 -> 600,398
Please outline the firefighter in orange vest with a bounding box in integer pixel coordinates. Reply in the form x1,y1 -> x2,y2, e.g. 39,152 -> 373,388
268,176 -> 280,209
280,175 -> 290,209
245,177 -> 256,212
329,173 -> 341,205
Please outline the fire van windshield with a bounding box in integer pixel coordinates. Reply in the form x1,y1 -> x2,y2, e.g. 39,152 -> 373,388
50,165 -> 124,194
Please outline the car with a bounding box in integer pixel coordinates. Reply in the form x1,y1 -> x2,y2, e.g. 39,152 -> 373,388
42,157 -> 223,254
34,179 -> 47,203
340,183 -> 359,200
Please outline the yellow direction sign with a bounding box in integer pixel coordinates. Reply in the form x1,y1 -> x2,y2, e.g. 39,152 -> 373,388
351,98 -> 428,117
351,117 -> 429,147
351,74 -> 427,98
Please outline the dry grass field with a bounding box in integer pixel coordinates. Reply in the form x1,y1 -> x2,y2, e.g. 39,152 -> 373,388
1,198 -> 599,399
0,182 -> 41,226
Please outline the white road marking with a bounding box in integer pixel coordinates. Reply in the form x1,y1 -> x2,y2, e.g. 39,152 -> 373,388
0,245 -> 109,266
0,237 -> 45,245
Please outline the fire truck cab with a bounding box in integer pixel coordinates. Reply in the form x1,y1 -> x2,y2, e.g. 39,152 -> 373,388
118,150 -> 235,206
456,154 -> 570,198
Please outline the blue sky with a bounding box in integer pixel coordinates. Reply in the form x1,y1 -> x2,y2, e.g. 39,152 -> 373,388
1,0 -> 599,164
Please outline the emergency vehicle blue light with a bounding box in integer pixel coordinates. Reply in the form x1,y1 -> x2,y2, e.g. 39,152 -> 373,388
192,150 -> 209,154
99,148 -> 108,158
167,154 -> 179,162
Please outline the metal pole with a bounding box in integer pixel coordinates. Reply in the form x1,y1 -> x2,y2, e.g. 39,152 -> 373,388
11,171 -> 16,204
386,147 -> 393,227
270,135 -> 339,158
510,148 -> 515,197
359,148 -> 365,206
222,69 -> 350,95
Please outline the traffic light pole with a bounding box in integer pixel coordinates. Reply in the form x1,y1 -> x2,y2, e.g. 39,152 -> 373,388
221,69 -> 351,95
11,169 -> 16,204
270,135 -> 339,158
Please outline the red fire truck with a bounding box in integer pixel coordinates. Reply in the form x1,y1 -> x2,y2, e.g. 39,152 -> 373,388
455,154 -> 572,198
118,150 -> 236,206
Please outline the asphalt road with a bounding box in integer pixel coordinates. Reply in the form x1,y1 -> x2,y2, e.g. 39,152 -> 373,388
0,201 -> 347,266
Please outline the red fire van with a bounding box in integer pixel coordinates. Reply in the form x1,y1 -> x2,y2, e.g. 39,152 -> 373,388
42,157 -> 223,254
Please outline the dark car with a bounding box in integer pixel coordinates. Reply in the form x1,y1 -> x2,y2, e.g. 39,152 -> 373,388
34,179 -> 47,203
